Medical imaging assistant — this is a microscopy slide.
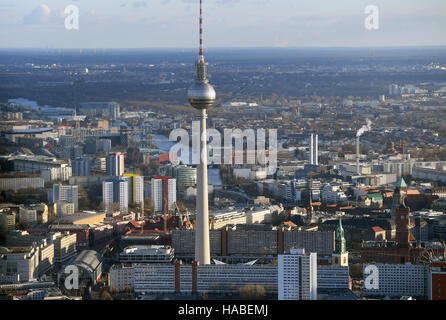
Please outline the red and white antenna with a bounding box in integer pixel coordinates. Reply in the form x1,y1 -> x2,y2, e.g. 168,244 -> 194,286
198,0 -> 205,64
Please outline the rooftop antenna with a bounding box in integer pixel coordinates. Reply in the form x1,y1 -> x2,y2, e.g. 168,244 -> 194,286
199,0 -> 204,63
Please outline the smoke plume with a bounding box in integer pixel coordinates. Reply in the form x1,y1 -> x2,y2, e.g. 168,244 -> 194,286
356,118 -> 372,137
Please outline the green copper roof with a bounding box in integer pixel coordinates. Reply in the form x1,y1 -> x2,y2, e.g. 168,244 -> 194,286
335,217 -> 347,254
395,177 -> 407,188
337,216 -> 343,231
368,193 -> 383,201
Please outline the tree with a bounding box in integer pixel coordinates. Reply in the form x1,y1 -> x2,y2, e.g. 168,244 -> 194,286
99,288 -> 113,300
238,284 -> 267,300
144,198 -> 154,216
176,200 -> 187,213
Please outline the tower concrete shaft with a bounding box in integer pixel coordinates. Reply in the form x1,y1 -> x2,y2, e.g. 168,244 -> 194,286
356,136 -> 360,174
194,109 -> 211,265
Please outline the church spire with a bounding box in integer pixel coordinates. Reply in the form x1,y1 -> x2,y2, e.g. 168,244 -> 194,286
335,216 -> 346,254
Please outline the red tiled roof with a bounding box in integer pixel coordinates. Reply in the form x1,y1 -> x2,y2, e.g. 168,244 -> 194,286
372,226 -> 384,233
284,221 -> 297,227
128,220 -> 144,228
158,153 -> 170,163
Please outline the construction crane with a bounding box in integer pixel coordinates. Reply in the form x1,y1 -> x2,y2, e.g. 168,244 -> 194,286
119,129 -> 163,148
138,134 -> 162,148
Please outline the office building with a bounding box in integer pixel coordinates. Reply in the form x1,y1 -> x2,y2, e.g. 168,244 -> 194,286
119,245 -> 174,263
174,165 -> 197,191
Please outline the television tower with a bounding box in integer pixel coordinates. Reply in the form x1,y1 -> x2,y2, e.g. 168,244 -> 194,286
188,0 -> 216,265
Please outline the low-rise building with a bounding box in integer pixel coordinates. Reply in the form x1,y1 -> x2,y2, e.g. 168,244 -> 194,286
0,209 -> 16,236
317,266 -> 350,289
108,264 -> 134,293
48,232 -> 77,264
363,263 -> 427,298
0,246 -> 40,282
0,177 -> 44,192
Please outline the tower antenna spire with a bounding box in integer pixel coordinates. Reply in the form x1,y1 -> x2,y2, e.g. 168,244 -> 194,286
199,0 -> 204,64
195,0 -> 208,83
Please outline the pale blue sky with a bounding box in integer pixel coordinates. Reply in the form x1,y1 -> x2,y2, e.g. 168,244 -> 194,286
0,0 -> 445,48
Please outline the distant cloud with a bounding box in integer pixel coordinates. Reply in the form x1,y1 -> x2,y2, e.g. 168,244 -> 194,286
23,4 -> 51,25
133,1 -> 147,8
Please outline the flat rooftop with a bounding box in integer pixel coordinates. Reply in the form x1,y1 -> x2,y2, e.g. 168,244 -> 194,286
121,245 -> 173,256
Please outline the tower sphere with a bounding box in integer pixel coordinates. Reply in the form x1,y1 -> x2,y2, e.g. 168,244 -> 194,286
188,81 -> 216,110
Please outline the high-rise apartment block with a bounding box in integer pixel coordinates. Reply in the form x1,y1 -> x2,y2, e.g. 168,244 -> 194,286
52,184 -> 79,212
72,157 -> 91,177
309,134 -> 318,165
278,248 -> 317,300
107,153 -> 125,176
103,179 -> 129,213
151,177 -> 176,213
122,174 -> 144,206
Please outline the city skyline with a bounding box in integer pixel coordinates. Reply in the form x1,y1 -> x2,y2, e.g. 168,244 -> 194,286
1,0 -> 446,305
